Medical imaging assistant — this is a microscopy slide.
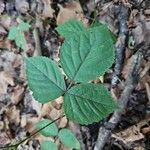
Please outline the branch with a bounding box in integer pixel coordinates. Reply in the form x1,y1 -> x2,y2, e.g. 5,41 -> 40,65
111,4 -> 129,86
94,51 -> 143,150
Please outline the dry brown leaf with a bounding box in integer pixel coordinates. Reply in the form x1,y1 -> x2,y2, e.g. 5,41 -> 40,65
0,39 -> 12,50
131,14 -> 150,46
25,116 -> 40,132
57,1 -> 86,25
0,121 -> 4,130
60,145 -> 70,150
0,15 -> 11,29
15,0 -> 29,14
58,116 -> 68,128
49,108 -> 62,120
112,126 -> 144,146
40,102 -> 53,118
122,55 -> 133,79
0,1 -> 5,15
55,138 -> 61,149
0,132 -> 11,145
0,71 -> 14,96
112,116 -> 150,146
56,138 -> 71,150
41,0 -> 54,19
35,134 -> 54,143
0,26 -> 7,35
110,88 -> 118,100
52,96 -> 63,109
137,61 -> 150,90
11,85 -> 24,104
5,105 -> 20,124
20,114 -> 27,127
12,54 -> 23,68
134,146 -> 145,150
31,98 -> 42,116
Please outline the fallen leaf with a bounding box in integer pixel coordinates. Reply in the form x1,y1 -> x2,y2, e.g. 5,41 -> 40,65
40,102 -> 53,118
20,114 -> 27,127
0,121 -> 4,130
132,14 -> 150,46
41,0 -> 54,19
0,26 -> 7,35
49,108 -> 62,120
31,97 -> 42,116
0,71 -> 15,96
15,0 -> 29,14
25,116 -> 40,132
35,134 -> 54,143
57,1 -> 85,25
52,96 -> 63,109
5,105 -> 20,124
0,132 -> 11,145
0,1 -> 5,15
122,56 -> 133,79
58,116 -> 68,128
11,85 -> 24,104
0,39 -> 12,50
0,15 -> 11,29
12,54 -> 23,68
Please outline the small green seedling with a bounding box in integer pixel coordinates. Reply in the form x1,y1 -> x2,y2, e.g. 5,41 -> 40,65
26,19 -> 116,125
8,21 -> 31,50
36,119 -> 80,150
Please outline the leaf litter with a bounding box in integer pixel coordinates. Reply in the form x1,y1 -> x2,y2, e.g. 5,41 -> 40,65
0,0 -> 149,150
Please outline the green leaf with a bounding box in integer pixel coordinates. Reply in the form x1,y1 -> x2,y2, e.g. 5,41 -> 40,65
58,128 -> 80,149
18,22 -> 31,31
15,33 -> 27,49
64,83 -> 116,124
8,26 -> 19,40
26,56 -> 66,103
8,21 -> 30,50
40,141 -> 57,150
36,119 -> 58,137
56,19 -> 86,38
90,22 -> 116,44
60,26 -> 115,82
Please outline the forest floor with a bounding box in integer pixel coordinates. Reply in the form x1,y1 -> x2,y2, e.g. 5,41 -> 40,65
0,0 -> 150,150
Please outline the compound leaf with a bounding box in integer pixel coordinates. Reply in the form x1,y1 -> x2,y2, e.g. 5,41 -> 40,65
56,19 -> 86,39
40,141 -> 57,150
36,119 -> 58,137
60,25 -> 115,82
64,83 -> 116,124
58,128 -> 80,149
26,56 -> 66,103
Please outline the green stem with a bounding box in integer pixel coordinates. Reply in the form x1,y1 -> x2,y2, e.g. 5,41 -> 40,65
0,115 -> 65,149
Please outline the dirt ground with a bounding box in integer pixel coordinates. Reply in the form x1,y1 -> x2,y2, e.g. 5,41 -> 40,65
0,0 -> 150,150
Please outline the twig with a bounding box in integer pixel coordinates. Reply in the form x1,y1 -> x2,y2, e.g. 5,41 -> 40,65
33,27 -> 42,56
94,51 -> 143,150
111,4 -> 129,86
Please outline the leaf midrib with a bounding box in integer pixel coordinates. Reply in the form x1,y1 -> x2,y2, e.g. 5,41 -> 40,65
73,37 -> 110,81
66,91 -> 113,107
